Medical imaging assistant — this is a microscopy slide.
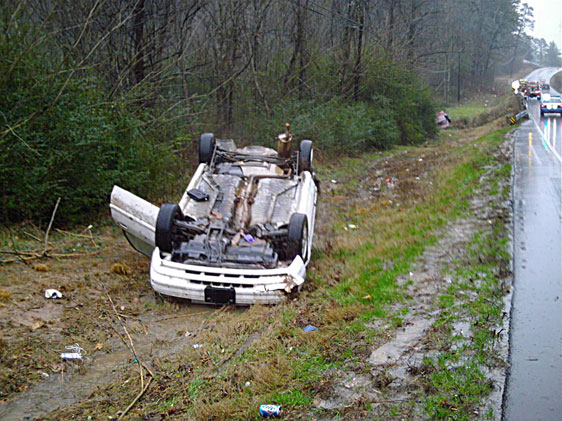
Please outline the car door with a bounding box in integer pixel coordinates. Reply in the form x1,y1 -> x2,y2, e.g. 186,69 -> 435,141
109,186 -> 159,256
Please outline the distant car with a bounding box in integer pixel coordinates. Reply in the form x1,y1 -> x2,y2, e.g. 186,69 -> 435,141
540,96 -> 562,116
110,128 -> 318,305
541,83 -> 550,91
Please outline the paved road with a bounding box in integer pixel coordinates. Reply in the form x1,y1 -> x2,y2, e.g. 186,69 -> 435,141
503,70 -> 562,421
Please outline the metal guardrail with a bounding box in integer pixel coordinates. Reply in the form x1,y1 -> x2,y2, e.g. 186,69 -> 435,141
507,109 -> 528,125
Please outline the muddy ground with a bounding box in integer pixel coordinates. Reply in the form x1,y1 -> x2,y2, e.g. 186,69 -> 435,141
0,120 -> 511,420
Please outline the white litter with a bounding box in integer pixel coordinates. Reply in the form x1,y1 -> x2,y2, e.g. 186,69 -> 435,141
344,378 -> 358,388
60,344 -> 86,360
331,179 -> 337,184
193,344 -> 203,349
44,289 -> 62,299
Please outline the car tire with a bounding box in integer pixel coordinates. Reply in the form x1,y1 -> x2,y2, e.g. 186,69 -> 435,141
199,133 -> 215,164
156,203 -> 183,253
299,140 -> 313,173
287,213 -> 309,261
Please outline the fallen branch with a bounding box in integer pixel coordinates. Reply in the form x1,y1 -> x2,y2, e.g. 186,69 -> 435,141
43,197 -> 61,255
1,200 -> 106,265
106,292 -> 144,389
49,250 -> 102,258
55,224 -> 97,245
2,224 -> 31,266
54,228 -> 91,239
118,363 -> 154,420
0,249 -> 102,265
87,225 -> 97,248
106,291 -> 154,419
0,256 -> 40,264
0,244 -> 102,265
22,230 -> 42,242
0,250 -> 44,256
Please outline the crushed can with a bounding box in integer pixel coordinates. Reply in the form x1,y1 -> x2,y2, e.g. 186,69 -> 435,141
259,404 -> 282,417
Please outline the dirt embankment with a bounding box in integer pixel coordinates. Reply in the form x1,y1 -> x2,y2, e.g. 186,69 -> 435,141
0,119 -> 512,419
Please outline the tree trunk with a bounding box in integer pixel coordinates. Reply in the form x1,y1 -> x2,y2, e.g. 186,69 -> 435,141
386,1 -> 395,52
353,1 -> 364,102
132,0 -> 146,86
339,0 -> 353,95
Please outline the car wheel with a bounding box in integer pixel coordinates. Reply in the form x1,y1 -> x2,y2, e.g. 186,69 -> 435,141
287,213 -> 309,261
156,204 -> 183,253
299,140 -> 313,173
199,133 -> 215,164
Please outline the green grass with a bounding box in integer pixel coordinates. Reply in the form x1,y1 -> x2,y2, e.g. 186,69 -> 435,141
447,94 -> 504,121
272,390 -> 313,406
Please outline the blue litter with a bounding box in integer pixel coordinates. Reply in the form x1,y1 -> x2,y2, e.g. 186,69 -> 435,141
304,325 -> 317,332
243,234 -> 254,243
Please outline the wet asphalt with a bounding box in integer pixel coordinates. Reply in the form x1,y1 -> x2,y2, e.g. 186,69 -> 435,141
503,69 -> 562,421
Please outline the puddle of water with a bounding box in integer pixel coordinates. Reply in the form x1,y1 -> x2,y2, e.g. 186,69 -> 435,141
313,373 -> 371,410
368,319 -> 433,366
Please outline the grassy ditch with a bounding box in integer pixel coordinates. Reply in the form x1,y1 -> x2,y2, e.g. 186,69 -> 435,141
447,94 -> 506,121
29,123 -> 513,420
423,224 -> 510,420
420,138 -> 511,419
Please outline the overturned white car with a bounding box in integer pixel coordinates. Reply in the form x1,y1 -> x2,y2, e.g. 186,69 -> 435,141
110,128 -> 317,305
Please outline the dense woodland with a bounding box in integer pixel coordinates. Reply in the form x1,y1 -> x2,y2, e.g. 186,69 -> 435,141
0,0 -> 547,222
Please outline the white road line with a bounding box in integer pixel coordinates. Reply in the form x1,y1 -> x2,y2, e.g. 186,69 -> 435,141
531,115 -> 562,163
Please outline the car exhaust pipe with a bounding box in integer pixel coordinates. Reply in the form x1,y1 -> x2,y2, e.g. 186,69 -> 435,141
277,122 -> 293,158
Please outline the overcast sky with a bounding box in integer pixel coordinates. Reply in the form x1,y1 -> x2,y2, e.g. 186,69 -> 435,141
525,0 -> 562,48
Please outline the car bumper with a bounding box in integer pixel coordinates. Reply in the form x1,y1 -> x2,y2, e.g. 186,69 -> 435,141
541,109 -> 562,114
150,248 -> 306,305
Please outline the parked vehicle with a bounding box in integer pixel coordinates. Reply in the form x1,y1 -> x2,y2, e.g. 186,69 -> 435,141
540,96 -> 562,116
110,126 -> 318,305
